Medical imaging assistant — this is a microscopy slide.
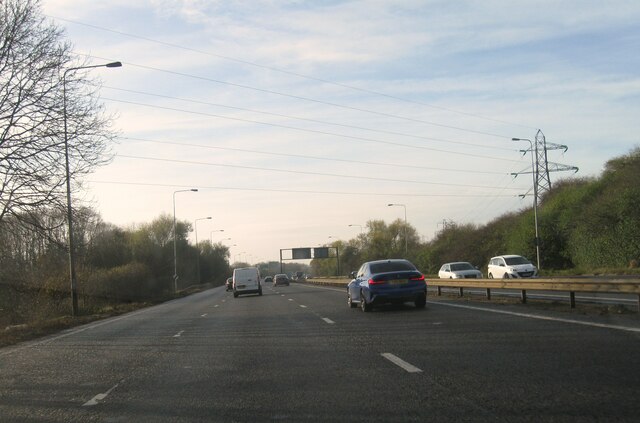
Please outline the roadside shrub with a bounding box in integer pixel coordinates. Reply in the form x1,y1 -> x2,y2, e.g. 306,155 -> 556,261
81,262 -> 156,310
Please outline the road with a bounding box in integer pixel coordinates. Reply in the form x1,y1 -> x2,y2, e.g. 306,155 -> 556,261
1,282 -> 639,422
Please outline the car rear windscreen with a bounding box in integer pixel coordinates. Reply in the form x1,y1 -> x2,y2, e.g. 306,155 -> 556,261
504,256 -> 530,265
370,261 -> 416,273
450,263 -> 474,271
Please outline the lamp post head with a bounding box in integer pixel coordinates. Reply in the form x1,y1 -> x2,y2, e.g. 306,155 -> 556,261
190,188 -> 198,192
106,61 -> 123,68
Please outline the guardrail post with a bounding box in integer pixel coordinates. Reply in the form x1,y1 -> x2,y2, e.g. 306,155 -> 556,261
521,289 -> 527,304
486,288 -> 491,300
458,287 -> 464,297
437,286 -> 442,296
637,294 -> 640,313
569,292 -> 576,309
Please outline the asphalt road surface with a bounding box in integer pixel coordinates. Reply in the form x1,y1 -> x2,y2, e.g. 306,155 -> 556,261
1,282 -> 639,422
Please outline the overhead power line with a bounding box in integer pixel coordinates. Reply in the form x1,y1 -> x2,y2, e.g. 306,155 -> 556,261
87,180 -> 522,198
115,154 -> 526,191
103,97 -> 522,163
121,136 -> 509,175
49,14 -> 535,131
104,85 -> 512,152
112,60 -> 511,139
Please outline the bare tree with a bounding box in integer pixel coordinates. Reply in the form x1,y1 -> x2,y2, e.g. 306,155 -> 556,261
0,0 -> 116,233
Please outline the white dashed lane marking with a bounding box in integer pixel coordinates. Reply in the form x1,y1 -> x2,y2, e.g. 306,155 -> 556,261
381,353 -> 422,373
173,330 -> 184,338
83,380 -> 123,406
322,318 -> 335,324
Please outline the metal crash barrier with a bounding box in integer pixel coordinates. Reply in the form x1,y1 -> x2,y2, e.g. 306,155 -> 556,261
303,277 -> 640,311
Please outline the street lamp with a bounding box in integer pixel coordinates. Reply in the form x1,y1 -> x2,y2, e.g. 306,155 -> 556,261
512,138 -> 541,269
63,61 -> 122,316
388,203 -> 408,256
195,216 -> 212,284
210,229 -> 224,243
173,188 -> 198,292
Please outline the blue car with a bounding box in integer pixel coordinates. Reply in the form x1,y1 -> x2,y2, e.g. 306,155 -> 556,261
347,259 -> 426,312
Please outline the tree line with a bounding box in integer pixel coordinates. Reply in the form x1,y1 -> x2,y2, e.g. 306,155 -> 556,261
0,211 -> 231,326
312,148 -> 640,277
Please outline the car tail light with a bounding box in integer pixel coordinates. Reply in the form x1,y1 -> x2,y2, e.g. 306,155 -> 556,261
368,278 -> 386,285
410,275 -> 425,282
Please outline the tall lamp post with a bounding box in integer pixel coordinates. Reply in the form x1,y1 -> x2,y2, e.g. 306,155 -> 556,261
388,203 -> 408,256
512,138 -> 541,269
173,188 -> 198,292
195,216 -> 212,284
63,61 -> 122,316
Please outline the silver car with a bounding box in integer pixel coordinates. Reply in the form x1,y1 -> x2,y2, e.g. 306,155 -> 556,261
438,262 -> 482,279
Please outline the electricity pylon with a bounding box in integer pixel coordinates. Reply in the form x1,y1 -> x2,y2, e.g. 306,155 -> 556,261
511,130 -> 578,269
514,130 -> 579,204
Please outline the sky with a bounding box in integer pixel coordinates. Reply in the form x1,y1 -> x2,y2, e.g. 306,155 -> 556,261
41,0 -> 640,263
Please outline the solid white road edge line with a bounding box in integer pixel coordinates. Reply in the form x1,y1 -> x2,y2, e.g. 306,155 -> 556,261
381,353 -> 422,373
427,301 -> 640,333
83,380 -> 123,406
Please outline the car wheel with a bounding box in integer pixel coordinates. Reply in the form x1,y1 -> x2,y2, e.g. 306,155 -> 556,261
415,293 -> 426,309
360,291 -> 372,312
348,291 -> 357,308
503,273 -> 509,279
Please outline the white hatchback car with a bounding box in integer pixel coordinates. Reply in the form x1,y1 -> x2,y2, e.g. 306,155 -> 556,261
487,255 -> 537,279
438,262 -> 483,279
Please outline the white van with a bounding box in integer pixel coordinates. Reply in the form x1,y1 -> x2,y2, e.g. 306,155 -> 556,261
232,267 -> 262,298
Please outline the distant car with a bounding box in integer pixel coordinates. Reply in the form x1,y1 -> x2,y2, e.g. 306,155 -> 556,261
274,274 -> 289,286
263,276 -> 273,283
438,262 -> 482,279
487,255 -> 538,279
347,259 -> 426,312
225,277 -> 233,291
